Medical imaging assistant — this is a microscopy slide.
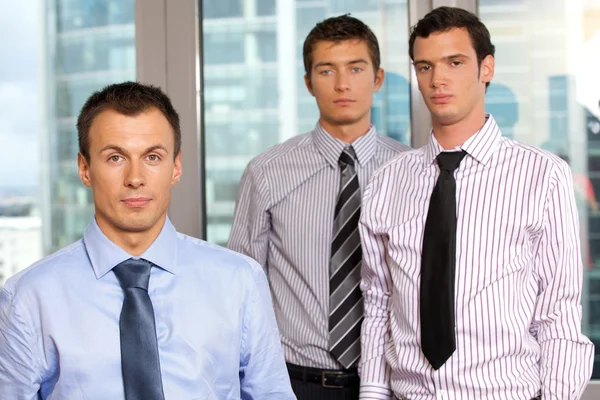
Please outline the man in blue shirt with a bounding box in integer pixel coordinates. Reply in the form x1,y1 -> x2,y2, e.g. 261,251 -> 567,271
0,82 -> 295,400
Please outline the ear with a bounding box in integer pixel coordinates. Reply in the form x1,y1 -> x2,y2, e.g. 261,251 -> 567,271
480,55 -> 495,85
374,68 -> 385,93
304,73 -> 315,97
78,153 -> 92,188
172,150 -> 182,185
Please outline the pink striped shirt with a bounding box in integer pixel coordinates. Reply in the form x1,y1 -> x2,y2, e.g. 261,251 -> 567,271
359,115 -> 594,399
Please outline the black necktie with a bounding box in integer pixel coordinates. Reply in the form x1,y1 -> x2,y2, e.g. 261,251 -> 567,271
113,258 -> 165,400
420,150 -> 466,370
329,146 -> 363,368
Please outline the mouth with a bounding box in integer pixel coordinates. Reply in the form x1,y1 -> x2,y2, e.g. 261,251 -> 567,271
431,94 -> 453,105
333,99 -> 355,106
122,198 -> 151,208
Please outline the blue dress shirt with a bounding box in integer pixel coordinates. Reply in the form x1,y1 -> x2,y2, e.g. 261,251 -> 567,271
0,217 -> 295,400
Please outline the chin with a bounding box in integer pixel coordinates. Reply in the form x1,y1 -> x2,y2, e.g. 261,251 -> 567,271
114,211 -> 163,233
432,110 -> 461,126
328,114 -> 363,126
116,220 -> 156,233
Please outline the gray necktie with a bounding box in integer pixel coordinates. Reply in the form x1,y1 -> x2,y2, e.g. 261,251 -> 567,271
329,146 -> 363,368
113,258 -> 165,400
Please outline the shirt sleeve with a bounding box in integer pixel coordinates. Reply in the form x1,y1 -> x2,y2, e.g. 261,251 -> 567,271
227,163 -> 272,270
0,285 -> 42,399
358,172 -> 393,400
532,161 -> 595,399
238,259 -> 295,400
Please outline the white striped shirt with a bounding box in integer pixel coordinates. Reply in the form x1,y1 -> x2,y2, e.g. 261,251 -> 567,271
228,123 -> 409,369
359,115 -> 595,399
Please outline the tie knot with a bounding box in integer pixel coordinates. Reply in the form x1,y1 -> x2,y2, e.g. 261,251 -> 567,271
436,150 -> 466,172
113,258 -> 152,291
339,147 -> 356,167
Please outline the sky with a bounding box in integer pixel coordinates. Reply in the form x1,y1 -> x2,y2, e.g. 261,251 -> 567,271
0,1 -> 41,189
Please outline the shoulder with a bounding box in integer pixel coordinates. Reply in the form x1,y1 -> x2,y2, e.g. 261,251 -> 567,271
499,137 -> 570,179
244,132 -> 313,173
2,240 -> 86,298
377,136 -> 411,153
176,233 -> 265,282
372,146 -> 424,181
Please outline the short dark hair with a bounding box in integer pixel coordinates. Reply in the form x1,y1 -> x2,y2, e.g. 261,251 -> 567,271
77,81 -> 181,162
409,7 -> 495,87
303,14 -> 380,77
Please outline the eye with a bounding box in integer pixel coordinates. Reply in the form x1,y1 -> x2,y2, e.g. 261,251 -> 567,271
319,69 -> 333,75
351,67 -> 363,73
147,154 -> 160,162
417,65 -> 431,72
451,61 -> 462,67
108,155 -> 122,163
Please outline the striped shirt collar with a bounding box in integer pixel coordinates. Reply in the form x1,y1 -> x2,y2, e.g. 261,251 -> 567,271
312,122 -> 378,169
424,114 -> 502,168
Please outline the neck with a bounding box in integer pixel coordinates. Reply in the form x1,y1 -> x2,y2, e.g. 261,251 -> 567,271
432,108 -> 487,150
319,116 -> 372,144
96,214 -> 167,257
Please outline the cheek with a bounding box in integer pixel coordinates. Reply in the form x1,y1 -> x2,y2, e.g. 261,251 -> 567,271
312,79 -> 333,95
416,76 -> 430,93
90,169 -> 120,193
355,79 -> 375,96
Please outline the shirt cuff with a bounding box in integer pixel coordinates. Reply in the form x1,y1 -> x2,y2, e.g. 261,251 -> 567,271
359,384 -> 393,400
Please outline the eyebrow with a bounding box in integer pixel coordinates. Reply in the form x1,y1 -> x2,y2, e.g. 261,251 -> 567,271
313,58 -> 369,69
413,53 -> 470,65
99,144 -> 169,156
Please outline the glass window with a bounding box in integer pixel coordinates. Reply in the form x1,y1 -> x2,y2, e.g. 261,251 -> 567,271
203,0 -> 243,19
201,0 -> 412,245
480,0 -> 600,378
57,0 -> 134,32
203,33 -> 245,65
257,0 -> 276,16
0,0 -> 135,288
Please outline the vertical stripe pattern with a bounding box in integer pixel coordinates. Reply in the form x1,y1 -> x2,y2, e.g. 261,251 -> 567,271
359,115 -> 595,399
329,147 -> 363,368
228,124 -> 409,369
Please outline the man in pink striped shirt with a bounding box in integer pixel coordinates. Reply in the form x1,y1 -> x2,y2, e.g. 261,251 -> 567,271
359,6 -> 594,400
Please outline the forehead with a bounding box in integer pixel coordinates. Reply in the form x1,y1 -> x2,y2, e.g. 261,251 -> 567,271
88,107 -> 174,150
413,28 -> 476,61
311,39 -> 372,65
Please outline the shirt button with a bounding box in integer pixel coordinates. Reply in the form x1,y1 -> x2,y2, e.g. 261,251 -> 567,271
436,390 -> 448,399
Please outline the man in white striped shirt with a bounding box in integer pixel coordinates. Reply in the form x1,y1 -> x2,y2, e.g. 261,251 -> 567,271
359,7 -> 594,400
229,15 -> 409,400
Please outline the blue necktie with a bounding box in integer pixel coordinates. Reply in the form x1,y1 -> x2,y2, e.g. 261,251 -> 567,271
113,258 -> 165,400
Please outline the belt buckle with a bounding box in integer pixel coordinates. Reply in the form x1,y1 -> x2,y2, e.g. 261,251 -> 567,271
321,370 -> 344,388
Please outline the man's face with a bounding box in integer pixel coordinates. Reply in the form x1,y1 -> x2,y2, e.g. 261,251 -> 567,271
78,107 -> 182,238
305,39 -> 384,130
413,28 -> 494,127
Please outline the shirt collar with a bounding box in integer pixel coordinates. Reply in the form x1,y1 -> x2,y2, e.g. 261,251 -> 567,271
83,216 -> 179,279
423,114 -> 502,168
311,122 -> 378,168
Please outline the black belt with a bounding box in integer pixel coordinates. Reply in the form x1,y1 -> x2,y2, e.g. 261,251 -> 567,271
286,363 -> 359,388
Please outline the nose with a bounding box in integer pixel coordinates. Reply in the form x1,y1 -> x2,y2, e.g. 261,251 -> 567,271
334,70 -> 350,92
124,159 -> 145,189
430,66 -> 447,88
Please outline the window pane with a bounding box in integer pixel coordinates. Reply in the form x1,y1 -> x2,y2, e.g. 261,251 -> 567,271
0,0 -> 135,288
479,0 -> 600,377
204,0 -> 243,19
257,0 -> 276,16
201,1 -> 412,245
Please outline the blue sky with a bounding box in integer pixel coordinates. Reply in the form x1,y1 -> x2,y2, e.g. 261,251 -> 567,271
0,1 -> 41,189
